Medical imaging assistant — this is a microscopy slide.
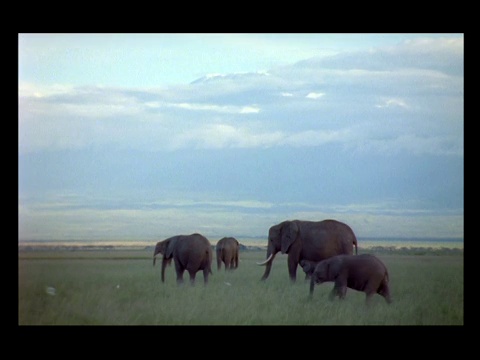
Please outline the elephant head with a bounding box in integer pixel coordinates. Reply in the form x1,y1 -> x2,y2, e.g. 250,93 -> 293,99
299,259 -> 317,277
257,221 -> 299,280
153,237 -> 178,282
309,259 -> 333,296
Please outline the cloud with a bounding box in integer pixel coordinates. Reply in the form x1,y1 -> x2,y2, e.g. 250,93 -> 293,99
283,129 -> 351,147
191,70 -> 270,82
167,124 -> 284,150
18,192 -> 278,241
166,102 -> 260,114
19,83 -> 76,98
19,193 -> 464,241
18,83 -> 263,153
165,121 -> 461,156
305,92 -> 325,99
148,199 -> 273,210
19,83 -> 260,118
19,76 -> 462,157
375,98 -> 409,109
294,37 -> 463,76
291,210 -> 463,239
19,37 -> 463,157
18,36 -> 463,242
167,124 -> 351,150
348,133 -> 464,156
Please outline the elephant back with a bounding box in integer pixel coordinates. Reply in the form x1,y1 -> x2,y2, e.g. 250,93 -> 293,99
177,234 -> 212,259
320,219 -> 357,255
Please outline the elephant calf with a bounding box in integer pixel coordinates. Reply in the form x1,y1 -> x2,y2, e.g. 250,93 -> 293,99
299,259 -> 318,279
309,254 -> 392,305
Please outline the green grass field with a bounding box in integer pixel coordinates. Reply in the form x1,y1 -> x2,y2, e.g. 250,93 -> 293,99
18,249 -> 463,325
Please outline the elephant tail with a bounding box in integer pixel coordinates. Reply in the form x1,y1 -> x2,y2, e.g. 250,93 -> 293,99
353,236 -> 358,255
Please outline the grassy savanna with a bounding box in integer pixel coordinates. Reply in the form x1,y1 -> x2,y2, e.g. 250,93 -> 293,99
18,248 -> 463,325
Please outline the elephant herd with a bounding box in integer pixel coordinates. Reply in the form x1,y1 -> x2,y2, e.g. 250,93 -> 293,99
153,234 -> 240,284
152,219 -> 392,304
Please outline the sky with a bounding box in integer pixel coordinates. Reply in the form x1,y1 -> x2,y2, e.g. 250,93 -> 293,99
18,33 -> 464,242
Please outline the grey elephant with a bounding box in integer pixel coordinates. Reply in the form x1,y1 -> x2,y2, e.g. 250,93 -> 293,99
216,237 -> 240,271
309,254 -> 392,305
257,219 -> 358,282
153,233 -> 213,285
299,259 -> 318,278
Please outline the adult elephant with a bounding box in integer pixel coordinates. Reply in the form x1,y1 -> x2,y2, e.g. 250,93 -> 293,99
216,237 -> 240,271
153,233 -> 213,285
257,219 -> 358,282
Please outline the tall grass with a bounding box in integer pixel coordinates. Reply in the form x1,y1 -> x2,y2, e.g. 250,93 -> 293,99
18,250 -> 463,325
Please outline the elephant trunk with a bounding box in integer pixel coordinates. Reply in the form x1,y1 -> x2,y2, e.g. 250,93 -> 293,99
258,252 -> 276,281
161,257 -> 169,283
309,276 -> 315,297
153,252 -> 160,266
153,247 -> 162,266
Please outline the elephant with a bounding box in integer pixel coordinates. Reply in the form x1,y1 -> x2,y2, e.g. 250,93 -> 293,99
299,259 -> 318,278
309,254 -> 392,305
153,233 -> 213,285
257,219 -> 358,282
216,237 -> 240,271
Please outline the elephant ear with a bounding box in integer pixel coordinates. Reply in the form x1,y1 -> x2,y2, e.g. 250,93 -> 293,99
281,221 -> 298,254
165,237 -> 178,259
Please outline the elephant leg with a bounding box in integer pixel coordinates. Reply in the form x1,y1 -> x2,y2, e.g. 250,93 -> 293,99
328,287 -> 337,301
337,286 -> 347,300
188,270 -> 197,286
364,281 -> 384,305
332,280 -> 347,300
378,282 -> 392,304
176,271 -> 185,285
203,267 -> 210,285
330,278 -> 346,300
287,259 -> 298,282
365,292 -> 376,306
175,261 -> 185,285
383,294 -> 392,304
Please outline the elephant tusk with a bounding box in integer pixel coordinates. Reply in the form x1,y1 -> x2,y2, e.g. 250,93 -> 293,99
256,253 -> 274,266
